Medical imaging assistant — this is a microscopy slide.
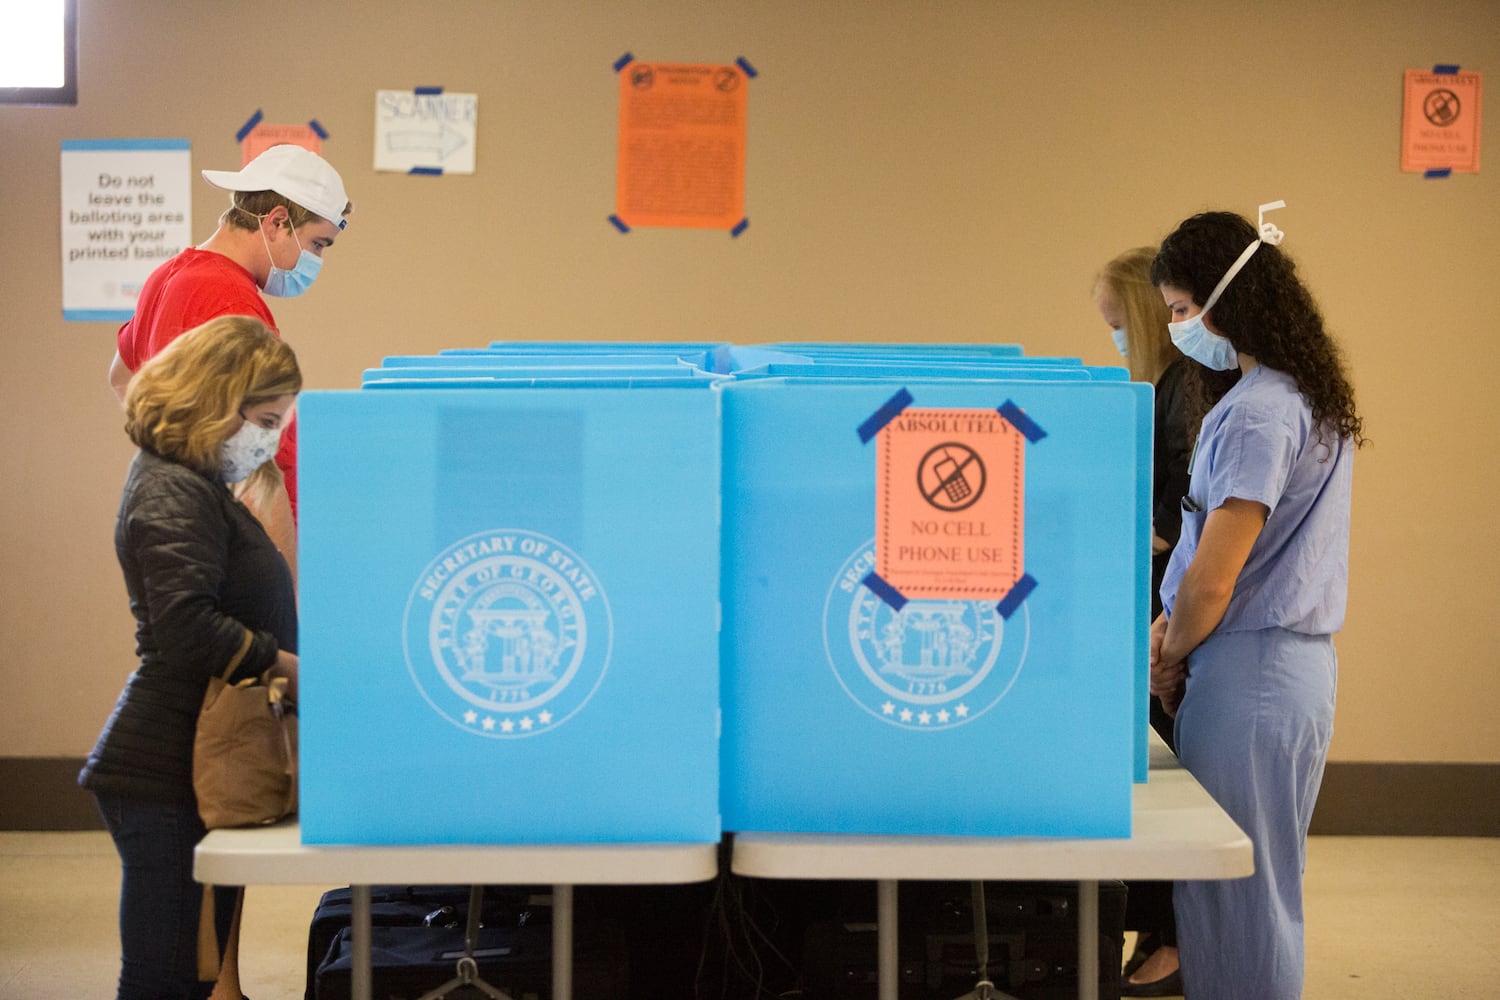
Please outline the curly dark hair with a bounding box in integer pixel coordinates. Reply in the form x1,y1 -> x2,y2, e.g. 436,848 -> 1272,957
1150,211 -> 1365,448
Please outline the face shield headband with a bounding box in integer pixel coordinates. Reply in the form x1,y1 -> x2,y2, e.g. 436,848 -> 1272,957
1197,200 -> 1288,315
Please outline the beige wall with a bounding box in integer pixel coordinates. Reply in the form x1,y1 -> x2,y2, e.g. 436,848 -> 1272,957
1,0 -> 1495,766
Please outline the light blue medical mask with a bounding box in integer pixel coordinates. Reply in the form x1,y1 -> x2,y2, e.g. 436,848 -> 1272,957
1169,314 -> 1238,370
1110,327 -> 1130,358
1167,200 -> 1287,372
257,217 -> 323,298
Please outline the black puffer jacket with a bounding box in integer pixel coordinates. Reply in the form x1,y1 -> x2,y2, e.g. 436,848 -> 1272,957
79,449 -> 297,803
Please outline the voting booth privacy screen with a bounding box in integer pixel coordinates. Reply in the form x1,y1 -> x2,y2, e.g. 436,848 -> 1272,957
295,343 -> 1149,845
298,380 -> 722,845
718,377 -> 1147,838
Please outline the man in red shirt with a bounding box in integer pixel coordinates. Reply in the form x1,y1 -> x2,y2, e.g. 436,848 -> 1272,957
108,144 -> 351,572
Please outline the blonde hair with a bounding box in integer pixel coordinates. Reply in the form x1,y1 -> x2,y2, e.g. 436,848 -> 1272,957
1096,246 -> 1176,384
124,316 -> 301,495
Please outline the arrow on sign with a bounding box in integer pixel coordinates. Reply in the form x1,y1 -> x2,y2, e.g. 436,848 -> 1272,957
386,122 -> 468,161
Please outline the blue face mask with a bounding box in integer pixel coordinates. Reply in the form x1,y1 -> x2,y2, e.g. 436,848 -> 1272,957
258,220 -> 322,298
1110,327 -> 1130,359
1168,313 -> 1238,370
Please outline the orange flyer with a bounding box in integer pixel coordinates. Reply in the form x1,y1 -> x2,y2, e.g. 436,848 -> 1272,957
1401,69 -> 1482,173
615,62 -> 747,229
241,124 -> 323,166
876,408 -> 1025,601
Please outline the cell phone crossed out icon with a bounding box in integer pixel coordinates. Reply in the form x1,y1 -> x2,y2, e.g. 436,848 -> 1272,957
933,451 -> 971,503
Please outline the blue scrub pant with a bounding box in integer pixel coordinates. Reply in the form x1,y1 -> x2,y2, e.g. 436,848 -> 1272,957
1173,627 -> 1336,1000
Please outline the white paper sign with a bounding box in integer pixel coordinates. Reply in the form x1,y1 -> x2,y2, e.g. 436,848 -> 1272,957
60,139 -> 192,322
374,90 -> 478,175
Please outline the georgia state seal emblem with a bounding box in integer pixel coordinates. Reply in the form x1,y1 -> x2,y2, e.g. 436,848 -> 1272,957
402,529 -> 613,738
823,540 -> 1027,730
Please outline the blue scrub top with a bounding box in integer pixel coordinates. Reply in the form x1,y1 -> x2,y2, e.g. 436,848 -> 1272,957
1161,365 -> 1353,635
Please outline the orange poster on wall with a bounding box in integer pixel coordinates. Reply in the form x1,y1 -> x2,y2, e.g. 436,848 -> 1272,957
1401,69 -> 1482,173
616,61 -> 747,229
241,123 -> 323,166
875,408 -> 1026,601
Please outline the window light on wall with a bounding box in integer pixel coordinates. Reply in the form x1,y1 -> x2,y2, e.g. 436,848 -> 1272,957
0,0 -> 78,106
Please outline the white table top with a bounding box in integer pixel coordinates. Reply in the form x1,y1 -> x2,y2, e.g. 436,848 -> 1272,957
194,823 -> 720,887
732,738 -> 1254,882
196,739 -> 1247,889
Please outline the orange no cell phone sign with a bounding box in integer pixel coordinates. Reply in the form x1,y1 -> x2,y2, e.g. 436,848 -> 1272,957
1401,69 -> 1482,173
876,408 -> 1026,601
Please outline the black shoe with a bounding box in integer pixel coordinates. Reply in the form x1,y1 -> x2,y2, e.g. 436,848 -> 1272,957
1120,968 -> 1182,997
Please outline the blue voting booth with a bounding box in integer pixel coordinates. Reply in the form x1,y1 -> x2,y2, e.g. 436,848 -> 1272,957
719,347 -> 1152,788
718,375 -> 1149,838
295,342 -> 1151,845
297,379 -> 723,845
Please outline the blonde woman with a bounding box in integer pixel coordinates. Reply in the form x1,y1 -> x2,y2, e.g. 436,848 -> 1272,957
1095,246 -> 1193,668
80,315 -> 300,1000
1094,247 -> 1191,996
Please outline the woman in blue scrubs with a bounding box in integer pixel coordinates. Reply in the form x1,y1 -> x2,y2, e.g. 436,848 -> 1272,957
1148,204 -> 1365,1000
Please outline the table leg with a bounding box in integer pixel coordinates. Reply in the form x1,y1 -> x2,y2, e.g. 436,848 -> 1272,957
877,879 -> 898,1000
1077,879 -> 1098,1000
351,884 -> 372,1000
553,883 -> 573,1000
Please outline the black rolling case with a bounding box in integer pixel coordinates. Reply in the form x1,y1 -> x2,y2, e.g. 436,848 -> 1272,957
304,885 -> 552,1000
315,922 -> 556,1000
307,883 -> 628,1000
801,880 -> 1126,1000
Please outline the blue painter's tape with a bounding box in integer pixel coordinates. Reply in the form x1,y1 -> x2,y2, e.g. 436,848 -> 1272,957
736,57 -> 759,79
1433,64 -> 1460,75
308,119 -> 328,139
614,52 -> 634,73
408,166 -> 443,176
1424,168 -> 1453,178
235,109 -> 264,142
61,138 -> 190,151
858,387 -> 914,444
862,572 -> 908,612
730,218 -> 749,237
414,86 -> 443,95
63,308 -> 133,322
608,214 -> 631,233
998,400 -> 1047,443
996,574 -> 1037,619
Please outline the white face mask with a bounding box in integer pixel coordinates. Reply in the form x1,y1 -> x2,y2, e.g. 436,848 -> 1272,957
220,419 -> 283,484
1166,200 -> 1287,372
1110,327 -> 1130,358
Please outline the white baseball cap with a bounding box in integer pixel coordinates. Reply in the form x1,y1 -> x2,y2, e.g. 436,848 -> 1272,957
202,145 -> 350,231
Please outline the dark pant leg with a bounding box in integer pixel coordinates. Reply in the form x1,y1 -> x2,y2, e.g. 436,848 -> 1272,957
1123,879 -> 1177,948
96,791 -> 210,1000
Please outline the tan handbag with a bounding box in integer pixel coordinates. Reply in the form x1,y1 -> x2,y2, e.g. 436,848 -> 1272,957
192,638 -> 298,829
